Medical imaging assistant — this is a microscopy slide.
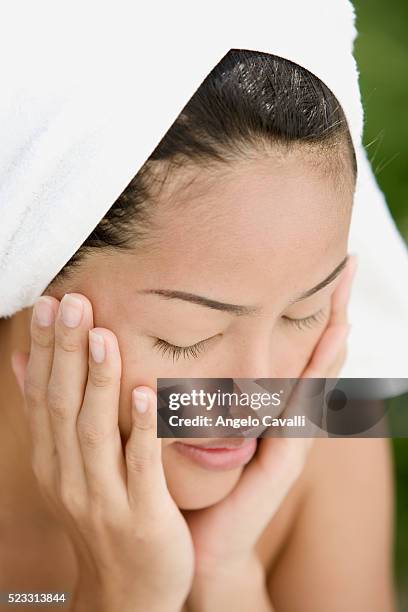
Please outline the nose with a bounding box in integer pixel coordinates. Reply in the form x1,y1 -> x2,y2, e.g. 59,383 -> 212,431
213,337 -> 280,379
225,360 -> 278,379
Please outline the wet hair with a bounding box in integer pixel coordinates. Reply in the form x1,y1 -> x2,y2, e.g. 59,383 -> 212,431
48,48 -> 357,287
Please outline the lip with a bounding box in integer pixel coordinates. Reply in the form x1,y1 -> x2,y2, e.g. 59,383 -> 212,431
173,438 -> 258,472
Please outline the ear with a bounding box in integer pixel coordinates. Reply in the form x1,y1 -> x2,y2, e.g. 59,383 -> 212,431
10,350 -> 30,397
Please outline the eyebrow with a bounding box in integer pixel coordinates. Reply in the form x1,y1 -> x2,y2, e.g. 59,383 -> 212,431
137,255 -> 349,316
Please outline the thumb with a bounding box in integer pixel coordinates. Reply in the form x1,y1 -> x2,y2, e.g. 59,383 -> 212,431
10,350 -> 30,397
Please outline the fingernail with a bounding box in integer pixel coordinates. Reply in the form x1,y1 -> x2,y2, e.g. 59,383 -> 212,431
60,294 -> 83,328
33,296 -> 55,327
132,389 -> 149,413
89,330 -> 106,363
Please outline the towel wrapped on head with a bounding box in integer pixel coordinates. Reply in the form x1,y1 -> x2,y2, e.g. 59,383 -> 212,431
0,0 -> 407,381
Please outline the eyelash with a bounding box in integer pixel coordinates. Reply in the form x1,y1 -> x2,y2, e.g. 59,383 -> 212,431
282,308 -> 327,331
153,308 -> 327,361
153,337 -> 210,362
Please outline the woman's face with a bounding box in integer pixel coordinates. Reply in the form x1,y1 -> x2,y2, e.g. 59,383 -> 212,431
45,151 -> 354,509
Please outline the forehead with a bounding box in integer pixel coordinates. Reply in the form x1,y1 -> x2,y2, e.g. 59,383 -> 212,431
122,152 -> 353,305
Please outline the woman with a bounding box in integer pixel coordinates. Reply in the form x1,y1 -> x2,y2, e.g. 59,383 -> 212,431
1,48 -> 395,611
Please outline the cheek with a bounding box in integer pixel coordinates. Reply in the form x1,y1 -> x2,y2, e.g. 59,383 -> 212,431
115,339 -> 202,439
273,327 -> 325,377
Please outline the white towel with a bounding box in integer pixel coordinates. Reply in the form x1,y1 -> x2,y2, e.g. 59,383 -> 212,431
0,0 -> 407,380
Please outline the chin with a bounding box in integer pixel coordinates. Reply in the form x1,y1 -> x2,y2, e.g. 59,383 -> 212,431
162,443 -> 244,510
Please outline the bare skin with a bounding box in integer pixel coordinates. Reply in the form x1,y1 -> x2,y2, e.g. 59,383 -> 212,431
0,151 -> 395,610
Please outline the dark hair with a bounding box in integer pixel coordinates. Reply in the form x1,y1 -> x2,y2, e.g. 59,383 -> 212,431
48,49 -> 357,287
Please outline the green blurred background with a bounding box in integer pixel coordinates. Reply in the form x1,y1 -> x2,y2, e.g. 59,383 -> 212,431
352,1 -> 408,608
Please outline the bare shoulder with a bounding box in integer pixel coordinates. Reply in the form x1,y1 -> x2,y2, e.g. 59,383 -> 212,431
298,436 -> 395,551
304,435 -> 394,495
265,436 -> 396,611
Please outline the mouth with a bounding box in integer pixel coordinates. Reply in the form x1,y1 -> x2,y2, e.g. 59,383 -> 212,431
172,438 -> 258,472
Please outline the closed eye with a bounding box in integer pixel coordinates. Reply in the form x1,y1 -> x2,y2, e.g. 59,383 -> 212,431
282,308 -> 328,330
153,308 -> 328,362
153,335 -> 218,362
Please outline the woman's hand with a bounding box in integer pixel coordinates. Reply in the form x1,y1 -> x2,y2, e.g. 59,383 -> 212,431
11,293 -> 194,612
183,254 -> 358,609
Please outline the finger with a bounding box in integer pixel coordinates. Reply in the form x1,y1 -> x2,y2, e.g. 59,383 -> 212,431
304,323 -> 350,378
23,297 -> 59,485
216,436 -> 309,554
11,350 -> 29,398
125,387 -> 167,510
47,293 -> 93,494
326,339 -> 348,378
276,323 -> 350,438
77,327 -> 127,505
